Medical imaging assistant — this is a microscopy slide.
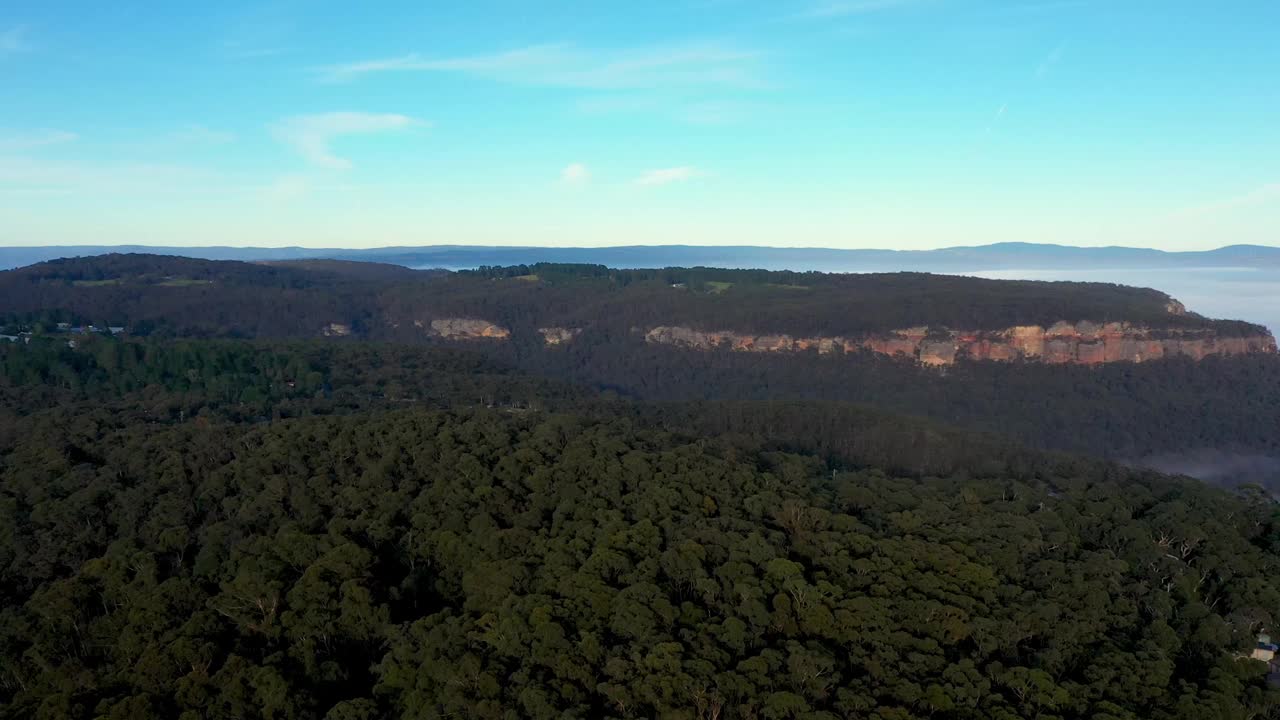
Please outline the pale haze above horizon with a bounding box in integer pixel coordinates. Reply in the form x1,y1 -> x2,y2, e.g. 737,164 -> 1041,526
1,1 -> 1277,250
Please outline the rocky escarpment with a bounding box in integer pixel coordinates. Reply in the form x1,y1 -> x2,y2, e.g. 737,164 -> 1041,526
420,318 -> 510,340
407,320 -> 580,344
645,322 -> 1277,366
538,327 -> 582,346
406,315 -> 1275,367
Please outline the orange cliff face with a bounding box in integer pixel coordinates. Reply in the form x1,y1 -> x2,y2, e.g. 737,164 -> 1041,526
643,322 -> 1277,367
407,316 -> 1276,366
538,327 -> 582,346
421,317 -> 511,340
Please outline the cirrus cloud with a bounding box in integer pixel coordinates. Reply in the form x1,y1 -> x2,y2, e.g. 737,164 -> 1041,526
319,42 -> 763,91
272,112 -> 421,169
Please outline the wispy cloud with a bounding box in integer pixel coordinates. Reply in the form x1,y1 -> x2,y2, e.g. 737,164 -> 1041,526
0,25 -> 30,55
321,45 -> 564,82
272,112 -> 421,169
560,162 -> 590,185
320,43 -> 763,90
0,129 -> 78,152
635,166 -> 704,186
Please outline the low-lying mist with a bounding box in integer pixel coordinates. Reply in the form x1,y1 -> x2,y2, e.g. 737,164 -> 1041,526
1139,449 -> 1280,494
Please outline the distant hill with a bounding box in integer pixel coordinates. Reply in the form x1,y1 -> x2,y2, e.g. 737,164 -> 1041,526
0,252 -> 1264,340
255,258 -> 432,282
1,242 -> 1278,272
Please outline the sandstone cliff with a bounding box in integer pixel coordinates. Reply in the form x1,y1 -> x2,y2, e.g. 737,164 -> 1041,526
421,318 -> 510,340
644,322 -> 1276,366
538,327 -> 582,346
410,314 -> 1275,367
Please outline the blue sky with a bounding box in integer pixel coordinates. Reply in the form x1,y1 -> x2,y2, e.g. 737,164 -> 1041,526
0,0 -> 1277,250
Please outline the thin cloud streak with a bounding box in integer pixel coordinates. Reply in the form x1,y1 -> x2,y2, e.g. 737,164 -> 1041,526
271,112 -> 421,169
320,43 -> 763,90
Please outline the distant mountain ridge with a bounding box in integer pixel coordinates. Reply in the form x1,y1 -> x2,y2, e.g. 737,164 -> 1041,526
1,253 -> 1273,370
1,242 -> 1278,272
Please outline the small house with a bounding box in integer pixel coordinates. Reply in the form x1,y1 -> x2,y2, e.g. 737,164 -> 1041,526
1253,633 -> 1278,663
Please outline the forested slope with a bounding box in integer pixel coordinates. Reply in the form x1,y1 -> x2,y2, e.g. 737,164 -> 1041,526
526,339 -> 1280,466
1,255 -> 1267,339
9,336 -> 1279,482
